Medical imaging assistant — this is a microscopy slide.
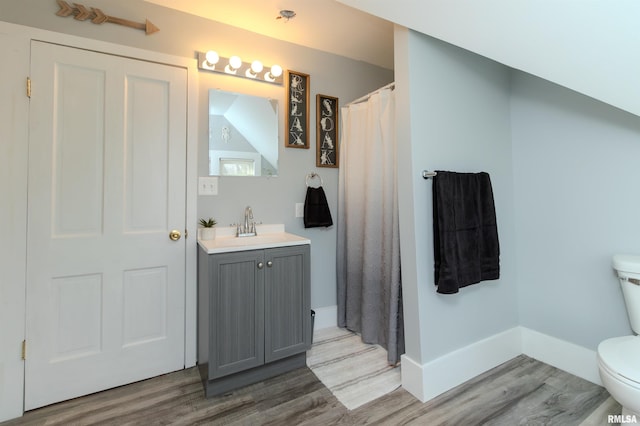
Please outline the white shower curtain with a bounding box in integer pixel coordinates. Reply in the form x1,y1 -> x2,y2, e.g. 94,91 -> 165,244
337,87 -> 404,365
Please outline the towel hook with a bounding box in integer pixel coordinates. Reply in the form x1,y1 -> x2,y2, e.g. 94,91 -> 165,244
306,172 -> 323,187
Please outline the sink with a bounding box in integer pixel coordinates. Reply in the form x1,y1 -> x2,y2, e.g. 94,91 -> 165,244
197,224 -> 310,254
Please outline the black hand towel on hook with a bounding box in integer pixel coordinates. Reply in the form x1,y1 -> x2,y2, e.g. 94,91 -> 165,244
304,174 -> 333,228
432,171 -> 500,294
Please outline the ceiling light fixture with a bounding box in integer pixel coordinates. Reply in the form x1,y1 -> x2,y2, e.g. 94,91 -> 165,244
197,51 -> 284,85
277,10 -> 296,22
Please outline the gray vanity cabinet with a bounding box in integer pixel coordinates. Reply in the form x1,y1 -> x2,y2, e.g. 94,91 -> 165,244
198,244 -> 310,397
207,249 -> 264,379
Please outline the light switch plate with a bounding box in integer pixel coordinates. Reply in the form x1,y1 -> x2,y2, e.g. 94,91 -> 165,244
198,176 -> 218,196
295,203 -> 304,218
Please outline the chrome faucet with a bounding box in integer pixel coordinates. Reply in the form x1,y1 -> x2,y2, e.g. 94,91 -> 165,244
244,206 -> 253,232
237,206 -> 257,237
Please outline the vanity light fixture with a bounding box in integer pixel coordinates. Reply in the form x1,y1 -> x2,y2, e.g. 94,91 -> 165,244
197,50 -> 284,85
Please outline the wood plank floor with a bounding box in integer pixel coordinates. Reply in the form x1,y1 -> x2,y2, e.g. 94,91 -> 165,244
2,355 -> 619,425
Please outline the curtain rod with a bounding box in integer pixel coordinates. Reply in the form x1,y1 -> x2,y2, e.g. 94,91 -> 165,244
346,81 -> 395,106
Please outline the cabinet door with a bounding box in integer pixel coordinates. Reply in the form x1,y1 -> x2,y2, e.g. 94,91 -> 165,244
264,245 -> 311,363
209,250 -> 264,379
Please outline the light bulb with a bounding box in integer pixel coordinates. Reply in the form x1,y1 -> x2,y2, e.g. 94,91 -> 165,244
270,64 -> 283,77
265,64 -> 283,82
205,50 -> 219,67
229,56 -> 242,70
246,60 -> 264,78
251,60 -> 263,74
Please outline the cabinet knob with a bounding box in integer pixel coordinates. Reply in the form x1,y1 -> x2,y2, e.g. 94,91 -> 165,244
257,262 -> 264,269
267,261 -> 273,267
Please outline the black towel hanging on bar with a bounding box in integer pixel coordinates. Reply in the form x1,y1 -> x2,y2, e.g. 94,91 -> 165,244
432,170 -> 500,294
304,173 -> 333,228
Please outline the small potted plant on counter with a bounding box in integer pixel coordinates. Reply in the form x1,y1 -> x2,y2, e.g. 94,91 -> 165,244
198,217 -> 217,240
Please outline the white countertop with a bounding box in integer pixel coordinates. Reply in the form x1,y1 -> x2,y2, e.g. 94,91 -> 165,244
197,224 -> 310,254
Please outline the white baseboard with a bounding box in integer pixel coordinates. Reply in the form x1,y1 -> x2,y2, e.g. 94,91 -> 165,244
402,327 -> 522,402
520,327 -> 601,385
312,305 -> 337,330
400,354 -> 429,402
402,326 -> 601,403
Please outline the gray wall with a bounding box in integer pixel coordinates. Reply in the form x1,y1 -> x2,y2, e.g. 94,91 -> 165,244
396,25 -> 638,366
396,28 -> 519,363
1,0 -> 394,310
511,71 -> 639,349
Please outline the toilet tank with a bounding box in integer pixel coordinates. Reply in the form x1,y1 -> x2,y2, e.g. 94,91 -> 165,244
612,255 -> 640,334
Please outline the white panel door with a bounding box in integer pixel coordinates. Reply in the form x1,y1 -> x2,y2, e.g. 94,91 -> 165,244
25,41 -> 187,410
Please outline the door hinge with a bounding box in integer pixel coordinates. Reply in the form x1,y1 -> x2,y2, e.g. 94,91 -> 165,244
21,340 -> 26,360
26,77 -> 31,98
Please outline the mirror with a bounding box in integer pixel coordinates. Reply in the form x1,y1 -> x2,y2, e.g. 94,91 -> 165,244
209,90 -> 279,177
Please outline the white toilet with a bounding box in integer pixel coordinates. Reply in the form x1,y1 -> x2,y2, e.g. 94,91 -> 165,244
597,254 -> 640,417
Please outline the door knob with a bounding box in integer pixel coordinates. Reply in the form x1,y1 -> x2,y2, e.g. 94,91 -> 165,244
169,229 -> 181,241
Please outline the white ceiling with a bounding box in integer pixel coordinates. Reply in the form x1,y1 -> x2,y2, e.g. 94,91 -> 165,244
143,0 -> 394,70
